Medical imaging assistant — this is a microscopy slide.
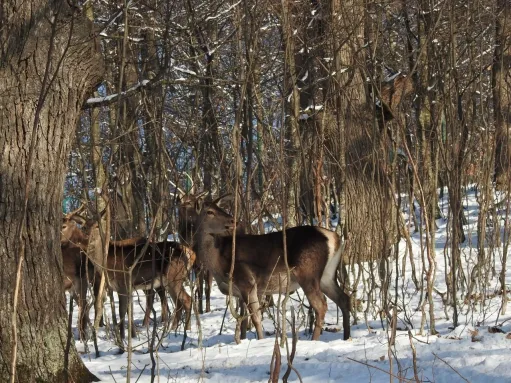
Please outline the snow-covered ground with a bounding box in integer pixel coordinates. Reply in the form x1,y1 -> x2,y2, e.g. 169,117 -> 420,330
74,188 -> 511,382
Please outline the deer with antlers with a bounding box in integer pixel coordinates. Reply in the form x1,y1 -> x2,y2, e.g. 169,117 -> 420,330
194,195 -> 351,341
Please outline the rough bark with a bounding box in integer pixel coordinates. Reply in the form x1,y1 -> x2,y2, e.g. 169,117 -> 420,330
0,1 -> 103,381
493,0 -> 511,189
281,0 -> 301,227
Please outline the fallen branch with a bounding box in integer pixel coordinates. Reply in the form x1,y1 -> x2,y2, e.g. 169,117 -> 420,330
345,357 -> 415,383
432,352 -> 470,383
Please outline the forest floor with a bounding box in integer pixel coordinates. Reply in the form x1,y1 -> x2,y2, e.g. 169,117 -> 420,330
76,188 -> 511,382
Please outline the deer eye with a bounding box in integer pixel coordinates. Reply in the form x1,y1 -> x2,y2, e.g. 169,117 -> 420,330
207,210 -> 214,216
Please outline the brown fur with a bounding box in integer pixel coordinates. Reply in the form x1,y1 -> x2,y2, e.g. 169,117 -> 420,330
62,213 -> 195,340
87,224 -> 194,340
195,200 -> 351,341
177,193 -> 214,314
110,237 -> 146,247
61,242 -> 95,340
61,213 -> 98,340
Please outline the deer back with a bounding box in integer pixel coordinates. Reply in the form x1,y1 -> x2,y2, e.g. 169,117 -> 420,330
196,200 -> 337,289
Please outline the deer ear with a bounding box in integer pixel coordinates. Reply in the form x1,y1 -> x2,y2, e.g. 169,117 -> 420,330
212,193 -> 233,206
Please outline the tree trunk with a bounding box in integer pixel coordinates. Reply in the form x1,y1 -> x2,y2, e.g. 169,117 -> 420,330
493,0 -> 511,189
281,0 -> 302,227
0,2 -> 103,381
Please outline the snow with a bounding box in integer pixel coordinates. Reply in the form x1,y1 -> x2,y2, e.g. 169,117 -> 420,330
86,80 -> 152,106
72,187 -> 511,382
173,67 -> 197,76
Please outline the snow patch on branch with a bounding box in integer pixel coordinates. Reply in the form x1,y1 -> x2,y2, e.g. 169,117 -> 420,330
85,79 -> 151,106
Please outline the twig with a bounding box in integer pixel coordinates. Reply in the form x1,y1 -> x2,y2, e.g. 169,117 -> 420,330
108,366 -> 119,383
432,352 -> 470,383
219,303 -> 229,335
269,337 -> 281,383
408,330 -> 420,383
134,363 -> 149,383
345,357 -> 415,382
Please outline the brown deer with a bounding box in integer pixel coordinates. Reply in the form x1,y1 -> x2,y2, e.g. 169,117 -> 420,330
195,196 -> 351,341
61,243 -> 95,340
85,219 -> 195,340
61,212 -> 165,331
177,191 -> 254,315
62,211 -> 195,340
176,191 -> 212,313
60,206 -> 98,340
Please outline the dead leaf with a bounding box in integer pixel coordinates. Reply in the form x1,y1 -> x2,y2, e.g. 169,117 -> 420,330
469,329 -> 483,342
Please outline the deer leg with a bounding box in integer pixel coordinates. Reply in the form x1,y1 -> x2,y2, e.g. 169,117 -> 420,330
321,275 -> 351,340
77,278 -> 89,341
243,286 -> 263,340
167,284 -> 182,330
143,289 -> 154,327
117,291 -> 129,340
157,287 -> 169,324
239,303 -> 248,340
301,281 -> 327,341
205,270 -> 212,313
169,286 -> 192,331
179,289 -> 192,331
197,266 -> 204,314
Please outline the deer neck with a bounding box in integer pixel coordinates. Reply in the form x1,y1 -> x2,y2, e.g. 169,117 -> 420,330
63,232 -> 89,251
196,231 -> 223,265
178,219 -> 196,247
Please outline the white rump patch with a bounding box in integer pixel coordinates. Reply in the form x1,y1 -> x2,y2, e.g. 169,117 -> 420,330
319,230 -> 342,294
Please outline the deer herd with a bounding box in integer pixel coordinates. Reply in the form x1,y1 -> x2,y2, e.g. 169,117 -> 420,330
60,190 -> 354,347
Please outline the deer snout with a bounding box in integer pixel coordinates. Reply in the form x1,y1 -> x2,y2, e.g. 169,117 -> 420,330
225,218 -> 235,230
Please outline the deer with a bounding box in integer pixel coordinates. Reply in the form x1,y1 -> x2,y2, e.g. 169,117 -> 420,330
61,243 -> 95,340
60,205 -> 100,340
176,190 -> 262,310
62,209 -> 195,340
176,189 -> 267,338
194,196 -> 351,341
61,211 -> 171,331
84,218 -> 195,340
176,190 -> 213,314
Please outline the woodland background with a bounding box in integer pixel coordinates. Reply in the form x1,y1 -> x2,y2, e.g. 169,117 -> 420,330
1,0 -> 511,382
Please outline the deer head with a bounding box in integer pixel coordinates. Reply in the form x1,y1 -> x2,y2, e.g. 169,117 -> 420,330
198,197 -> 236,237
178,191 -> 209,220
61,204 -> 90,247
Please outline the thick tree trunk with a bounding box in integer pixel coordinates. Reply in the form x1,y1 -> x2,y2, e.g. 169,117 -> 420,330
0,2 -> 103,382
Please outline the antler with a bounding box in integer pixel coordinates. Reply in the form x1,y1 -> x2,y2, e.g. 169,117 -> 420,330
169,179 -> 186,198
64,202 -> 87,219
212,193 -> 232,205
184,172 -> 195,194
